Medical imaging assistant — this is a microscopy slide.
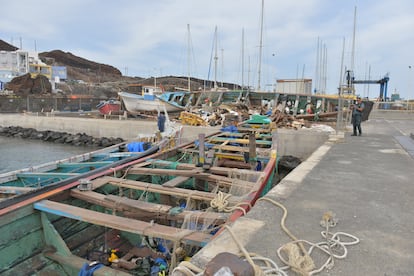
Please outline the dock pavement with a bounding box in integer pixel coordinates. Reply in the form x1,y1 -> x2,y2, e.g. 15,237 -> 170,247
191,116 -> 414,275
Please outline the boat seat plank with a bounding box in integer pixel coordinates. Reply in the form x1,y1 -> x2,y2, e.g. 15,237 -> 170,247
215,152 -> 245,161
0,186 -> 37,193
70,190 -> 227,223
90,176 -> 115,190
130,161 -> 154,168
215,132 -> 246,138
162,176 -> 190,187
237,127 -> 272,133
127,168 -> 256,188
140,160 -> 197,170
103,177 -> 243,204
138,159 -> 261,177
71,189 -> 171,214
213,145 -> 250,152
207,137 -> 272,146
34,200 -> 212,246
128,167 -> 203,177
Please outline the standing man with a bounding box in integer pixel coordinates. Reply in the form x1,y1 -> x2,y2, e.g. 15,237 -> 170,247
157,111 -> 166,133
351,97 -> 365,136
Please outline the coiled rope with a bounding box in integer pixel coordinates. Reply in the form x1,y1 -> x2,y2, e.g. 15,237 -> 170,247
258,197 -> 360,275
171,224 -> 287,276
209,191 -> 251,215
172,197 -> 359,276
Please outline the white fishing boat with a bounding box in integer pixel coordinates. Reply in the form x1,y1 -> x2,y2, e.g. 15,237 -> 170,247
118,86 -> 190,114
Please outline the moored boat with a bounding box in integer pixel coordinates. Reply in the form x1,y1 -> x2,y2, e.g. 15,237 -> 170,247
118,85 -> 192,115
0,118 -> 183,205
0,126 -> 277,275
0,142 -> 157,206
96,100 -> 121,115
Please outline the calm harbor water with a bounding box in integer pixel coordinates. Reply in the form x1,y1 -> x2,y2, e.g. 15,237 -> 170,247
0,136 -> 97,173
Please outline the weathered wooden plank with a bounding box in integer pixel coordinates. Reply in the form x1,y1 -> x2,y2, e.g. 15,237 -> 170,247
102,177 -> 243,204
162,176 -> 190,188
128,167 -> 201,177
71,189 -> 171,214
237,126 -> 272,133
207,137 -> 272,146
126,168 -> 255,188
139,160 -> 196,170
70,190 -> 227,223
34,200 -> 212,246
90,176 -> 114,190
130,160 -> 262,178
0,186 -> 36,194
131,161 -> 154,168
213,144 -> 250,152
215,152 -> 245,161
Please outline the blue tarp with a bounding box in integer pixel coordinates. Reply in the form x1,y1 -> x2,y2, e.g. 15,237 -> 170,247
127,142 -> 151,152
221,125 -> 238,133
78,263 -> 104,276
194,140 -> 215,150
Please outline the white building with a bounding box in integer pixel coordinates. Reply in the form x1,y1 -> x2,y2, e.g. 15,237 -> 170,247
276,79 -> 312,95
0,50 -> 29,83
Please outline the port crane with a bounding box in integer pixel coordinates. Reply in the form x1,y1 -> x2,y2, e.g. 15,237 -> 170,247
344,70 -> 390,100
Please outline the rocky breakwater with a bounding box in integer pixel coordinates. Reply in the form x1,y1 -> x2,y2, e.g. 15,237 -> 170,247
0,126 -> 124,147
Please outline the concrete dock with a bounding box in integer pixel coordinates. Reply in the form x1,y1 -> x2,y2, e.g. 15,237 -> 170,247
1,110 -> 413,275
191,112 -> 414,275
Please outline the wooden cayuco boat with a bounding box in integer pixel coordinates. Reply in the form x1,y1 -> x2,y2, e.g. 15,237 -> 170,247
0,126 -> 277,275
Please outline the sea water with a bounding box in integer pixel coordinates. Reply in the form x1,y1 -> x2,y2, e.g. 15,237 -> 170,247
0,136 -> 97,173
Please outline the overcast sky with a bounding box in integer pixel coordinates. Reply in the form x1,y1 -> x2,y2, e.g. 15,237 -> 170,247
1,0 -> 414,99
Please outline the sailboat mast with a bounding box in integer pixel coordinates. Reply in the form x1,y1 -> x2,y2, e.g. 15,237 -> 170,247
242,28 -> 245,91
315,37 -> 320,94
187,24 -> 191,92
214,26 -> 218,89
351,6 -> 356,94
257,0 -> 264,91
351,6 -> 357,73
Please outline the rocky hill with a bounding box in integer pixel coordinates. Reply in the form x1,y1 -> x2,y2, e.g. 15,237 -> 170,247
39,50 -> 123,83
0,39 -> 18,51
1,39 -> 239,99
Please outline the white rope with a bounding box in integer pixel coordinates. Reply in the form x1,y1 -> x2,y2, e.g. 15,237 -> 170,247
209,191 -> 249,215
259,197 -> 359,275
173,197 -> 359,276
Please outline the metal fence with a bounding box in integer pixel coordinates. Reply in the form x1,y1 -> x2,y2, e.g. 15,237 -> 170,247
0,96 -> 104,113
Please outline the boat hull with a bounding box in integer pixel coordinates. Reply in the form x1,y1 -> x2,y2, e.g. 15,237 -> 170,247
0,127 -> 277,275
96,100 -> 121,115
118,91 -> 184,114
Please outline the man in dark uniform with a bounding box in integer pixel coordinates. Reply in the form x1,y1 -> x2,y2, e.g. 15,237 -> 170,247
157,111 -> 166,133
351,97 -> 365,136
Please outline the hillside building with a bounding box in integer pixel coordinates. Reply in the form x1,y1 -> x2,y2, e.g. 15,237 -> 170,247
0,49 -> 65,88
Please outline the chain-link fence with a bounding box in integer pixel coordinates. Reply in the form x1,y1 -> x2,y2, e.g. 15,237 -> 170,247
0,96 -> 104,113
